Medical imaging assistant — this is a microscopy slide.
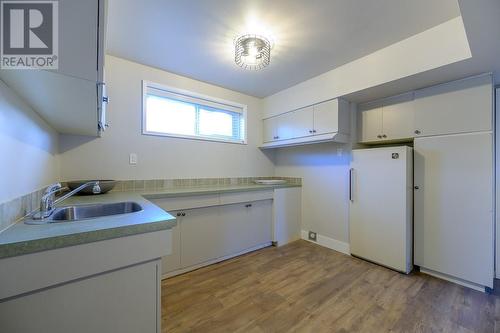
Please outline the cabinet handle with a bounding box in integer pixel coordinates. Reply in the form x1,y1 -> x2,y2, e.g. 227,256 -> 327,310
245,204 -> 252,208
414,130 -> 421,135
382,134 -> 387,138
312,130 -> 317,133
377,135 -> 382,139
176,212 -> 181,217
414,186 -> 420,190
309,130 -> 313,134
181,212 -> 186,216
349,168 -> 354,202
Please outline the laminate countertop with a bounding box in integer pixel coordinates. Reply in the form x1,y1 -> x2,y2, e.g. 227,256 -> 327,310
0,183 -> 300,259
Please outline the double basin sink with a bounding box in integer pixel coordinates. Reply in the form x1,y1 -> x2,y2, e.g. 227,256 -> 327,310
28,202 -> 143,223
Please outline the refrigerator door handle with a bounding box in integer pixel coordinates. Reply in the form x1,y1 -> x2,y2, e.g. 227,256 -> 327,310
349,168 -> 354,202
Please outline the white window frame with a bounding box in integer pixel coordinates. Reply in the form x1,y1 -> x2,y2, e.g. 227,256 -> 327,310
142,80 -> 247,144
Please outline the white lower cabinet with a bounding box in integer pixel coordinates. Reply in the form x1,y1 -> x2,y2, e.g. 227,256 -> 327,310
180,206 -> 227,268
220,200 -> 273,254
159,195 -> 275,276
161,212 -> 181,274
273,187 -> 301,246
0,260 -> 160,333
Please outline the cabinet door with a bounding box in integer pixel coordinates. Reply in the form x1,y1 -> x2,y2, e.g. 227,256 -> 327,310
0,260 -> 159,333
274,188 -> 301,246
290,106 -> 314,138
414,133 -> 493,288
263,117 -> 279,142
313,99 -> 339,135
57,0 -> 101,81
161,211 -> 181,275
414,75 -> 492,137
220,200 -> 272,255
180,206 -> 223,268
275,112 -> 294,141
359,107 -> 383,142
276,109 -> 312,140
245,200 -> 272,248
382,95 -> 415,140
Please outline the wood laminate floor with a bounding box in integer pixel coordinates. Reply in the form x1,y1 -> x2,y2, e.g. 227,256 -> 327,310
161,240 -> 499,333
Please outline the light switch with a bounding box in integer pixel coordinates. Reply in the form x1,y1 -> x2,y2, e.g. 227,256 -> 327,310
129,153 -> 138,165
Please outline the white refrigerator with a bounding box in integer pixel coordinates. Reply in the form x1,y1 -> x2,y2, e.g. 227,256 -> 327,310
349,146 -> 413,273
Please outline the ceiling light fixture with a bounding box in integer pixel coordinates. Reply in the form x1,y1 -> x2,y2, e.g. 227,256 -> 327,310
234,34 -> 271,70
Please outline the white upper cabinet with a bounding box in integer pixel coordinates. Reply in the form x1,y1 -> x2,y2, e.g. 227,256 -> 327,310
0,70 -> 100,135
289,106 -> 314,138
54,0 -> 105,82
381,93 -> 415,140
359,106 -> 383,143
0,0 -> 107,136
314,99 -> 345,135
264,107 -> 314,142
413,74 -> 493,137
358,74 -> 493,143
263,116 -> 279,142
261,98 -> 350,148
359,92 -> 414,143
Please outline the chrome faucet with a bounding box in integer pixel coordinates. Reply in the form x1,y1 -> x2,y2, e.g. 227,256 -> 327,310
32,181 -> 101,220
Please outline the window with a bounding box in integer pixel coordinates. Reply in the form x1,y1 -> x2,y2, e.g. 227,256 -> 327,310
142,81 -> 246,144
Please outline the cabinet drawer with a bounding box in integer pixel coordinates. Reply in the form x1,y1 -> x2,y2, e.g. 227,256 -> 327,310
151,194 -> 219,211
219,190 -> 273,205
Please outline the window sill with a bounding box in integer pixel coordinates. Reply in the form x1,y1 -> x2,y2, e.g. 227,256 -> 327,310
142,131 -> 247,145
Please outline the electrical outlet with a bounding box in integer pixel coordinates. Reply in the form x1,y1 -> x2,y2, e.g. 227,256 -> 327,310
129,153 -> 138,165
308,231 -> 317,242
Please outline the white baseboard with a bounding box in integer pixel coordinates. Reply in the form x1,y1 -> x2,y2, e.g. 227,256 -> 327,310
419,267 -> 486,293
301,230 -> 350,255
162,242 -> 272,279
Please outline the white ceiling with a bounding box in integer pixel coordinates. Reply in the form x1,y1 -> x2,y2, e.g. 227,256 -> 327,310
106,0 -> 461,98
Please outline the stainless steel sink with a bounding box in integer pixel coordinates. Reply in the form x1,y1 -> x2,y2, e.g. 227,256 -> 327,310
49,201 -> 143,222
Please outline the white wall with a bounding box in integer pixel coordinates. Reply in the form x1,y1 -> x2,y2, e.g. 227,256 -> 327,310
0,80 -> 60,204
263,17 -> 470,117
272,105 -> 357,245
59,56 -> 275,181
273,143 -> 351,243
